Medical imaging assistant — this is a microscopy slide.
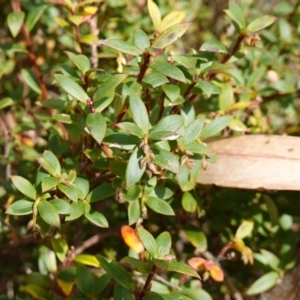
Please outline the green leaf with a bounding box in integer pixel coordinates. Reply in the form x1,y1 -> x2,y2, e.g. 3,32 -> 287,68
85,209 -> 108,228
117,122 -> 144,138
137,227 -> 158,257
65,201 -> 85,221
11,176 -> 36,200
145,197 -> 175,216
167,261 -> 200,279
133,30 -> 150,51
7,12 -> 25,37
6,200 -> 33,216
37,150 -> 61,177
126,148 -> 146,187
74,254 -> 101,268
246,15 -> 277,33
158,11 -> 186,33
93,274 -> 111,296
200,115 -> 233,140
147,0 -> 161,30
152,148 -> 179,174
162,84 -> 180,102
151,23 -> 190,49
103,133 -> 140,150
94,74 -> 128,102
113,283 -> 135,300
235,220 -> 254,239
246,271 -> 279,295
150,115 -> 183,140
148,186 -> 173,199
142,73 -> 169,87
120,256 -> 151,274
25,4 -> 48,31
87,183 -> 115,203
156,232 -> 172,257
74,177 -> 90,200
58,184 -> 78,203
0,97 -> 14,109
150,61 -> 186,83
42,177 -> 60,192
21,69 -> 42,94
160,294 -> 193,300
51,238 -> 68,263
184,228 -> 207,251
218,83 -> 233,112
54,74 -> 89,104
97,256 -> 136,293
38,200 -> 60,227
129,96 -> 150,134
128,200 -> 141,225
100,39 -> 142,56
224,2 -> 246,30
200,40 -> 228,53
65,51 -> 91,74
182,192 -> 197,213
76,265 -> 94,296
228,118 -> 248,132
50,199 -> 72,215
86,112 -> 106,144
182,118 -> 205,145
20,285 -> 50,300
145,291 -> 164,300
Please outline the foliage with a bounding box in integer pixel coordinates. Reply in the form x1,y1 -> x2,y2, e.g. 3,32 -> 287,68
0,0 -> 299,299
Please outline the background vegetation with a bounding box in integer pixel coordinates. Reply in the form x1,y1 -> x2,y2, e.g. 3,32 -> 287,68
1,0 -> 300,299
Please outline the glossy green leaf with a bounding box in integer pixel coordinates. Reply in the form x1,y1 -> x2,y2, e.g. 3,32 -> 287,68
152,23 -> 190,49
85,209 -> 108,228
0,97 -> 14,109
94,74 -> 127,102
100,39 -> 142,56
152,148 -> 179,173
133,30 -> 150,51
41,177 -> 60,192
54,74 -> 89,104
103,133 -> 140,150
7,12 -> 25,37
97,256 -> 137,292
11,176 -> 36,200
145,197 -> 175,216
145,291 -> 164,300
21,69 -> 42,94
37,150 -> 61,177
117,122 -> 144,138
65,51 -> 91,74
184,228 -> 207,251
246,15 -> 277,33
150,115 -> 183,140
142,73 -> 169,87
182,118 -> 205,145
74,177 -> 90,200
156,232 -> 172,257
224,2 -> 246,30
162,84 -> 180,102
218,83 -> 233,112
235,220 -> 254,239
20,285 -> 50,300
51,237 -> 68,263
87,183 -> 115,203
129,96 -> 150,134
58,184 -> 78,203
126,147 -> 146,187
148,186 -> 173,199
200,115 -> 233,140
120,256 -> 151,274
49,199 -> 71,215
228,118 -> 248,132
74,254 -> 101,268
167,261 -> 200,279
147,0 -> 161,30
128,200 -> 141,225
200,40 -> 228,53
6,200 -> 33,216
76,265 -> 94,296
137,227 -> 158,257
38,200 -> 60,227
65,201 -> 85,221
246,271 -> 279,295
25,4 -> 48,31
93,274 -> 111,296
150,61 -> 186,83
182,192 -> 197,213
160,294 -> 193,300
86,112 -> 106,144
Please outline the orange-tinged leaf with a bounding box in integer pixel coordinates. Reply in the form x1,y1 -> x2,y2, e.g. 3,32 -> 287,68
210,265 -> 224,282
188,257 -> 206,271
57,279 -> 74,297
121,225 -> 144,254
203,260 -> 214,271
232,238 -> 246,252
